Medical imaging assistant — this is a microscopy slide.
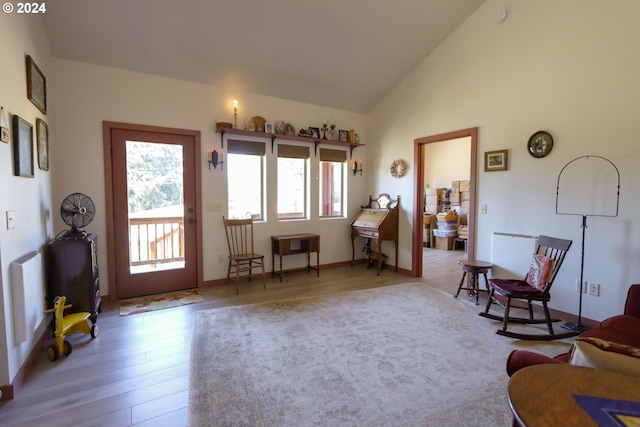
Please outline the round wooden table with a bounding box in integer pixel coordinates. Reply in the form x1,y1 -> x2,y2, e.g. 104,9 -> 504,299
454,259 -> 492,305
509,364 -> 640,427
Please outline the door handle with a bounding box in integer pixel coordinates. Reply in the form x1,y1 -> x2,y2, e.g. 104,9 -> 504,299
187,208 -> 194,213
188,218 -> 195,224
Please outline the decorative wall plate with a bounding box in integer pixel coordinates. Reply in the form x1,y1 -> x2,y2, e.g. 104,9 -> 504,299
527,131 -> 553,158
390,159 -> 407,178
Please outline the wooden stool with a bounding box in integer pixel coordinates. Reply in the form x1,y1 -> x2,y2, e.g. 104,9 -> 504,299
455,259 -> 493,305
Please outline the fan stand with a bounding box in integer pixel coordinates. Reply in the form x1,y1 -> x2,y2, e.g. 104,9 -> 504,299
556,155 -> 620,333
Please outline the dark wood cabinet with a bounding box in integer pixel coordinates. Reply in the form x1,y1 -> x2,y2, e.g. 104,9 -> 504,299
46,233 -> 101,324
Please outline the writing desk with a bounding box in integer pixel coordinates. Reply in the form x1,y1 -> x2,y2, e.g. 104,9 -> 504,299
271,233 -> 320,282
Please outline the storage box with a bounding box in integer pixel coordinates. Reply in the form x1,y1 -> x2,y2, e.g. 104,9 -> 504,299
435,236 -> 455,250
450,192 -> 461,203
459,180 -> 470,192
437,212 -> 458,222
433,228 -> 457,237
437,221 -> 458,230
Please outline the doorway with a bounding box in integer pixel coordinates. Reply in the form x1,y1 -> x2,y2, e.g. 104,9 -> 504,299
412,127 -> 478,277
103,122 -> 203,299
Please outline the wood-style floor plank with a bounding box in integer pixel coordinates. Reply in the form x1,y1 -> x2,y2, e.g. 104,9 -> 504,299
0,249 -> 465,427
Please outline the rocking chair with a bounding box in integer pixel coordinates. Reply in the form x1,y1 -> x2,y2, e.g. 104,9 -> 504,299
479,235 -> 577,340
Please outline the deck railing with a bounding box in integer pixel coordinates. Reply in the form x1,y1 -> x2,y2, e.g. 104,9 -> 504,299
129,216 -> 184,267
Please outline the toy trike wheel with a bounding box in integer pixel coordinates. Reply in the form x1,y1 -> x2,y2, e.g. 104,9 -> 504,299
63,340 -> 73,356
47,345 -> 59,361
91,323 -> 99,339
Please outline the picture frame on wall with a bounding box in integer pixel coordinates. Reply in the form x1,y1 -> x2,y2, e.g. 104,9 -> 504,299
484,149 -> 508,172
12,115 -> 34,178
36,118 -> 49,171
26,55 -> 47,115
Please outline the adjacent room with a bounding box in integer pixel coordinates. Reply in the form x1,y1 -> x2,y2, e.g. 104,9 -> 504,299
1,0 -> 639,425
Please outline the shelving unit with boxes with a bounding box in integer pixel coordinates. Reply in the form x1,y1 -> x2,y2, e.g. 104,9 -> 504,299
423,180 -> 470,250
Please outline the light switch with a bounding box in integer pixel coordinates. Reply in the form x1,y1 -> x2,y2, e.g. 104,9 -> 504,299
6,210 -> 16,229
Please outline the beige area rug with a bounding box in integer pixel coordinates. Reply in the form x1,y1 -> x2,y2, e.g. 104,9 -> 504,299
119,289 -> 203,316
188,283 -> 573,426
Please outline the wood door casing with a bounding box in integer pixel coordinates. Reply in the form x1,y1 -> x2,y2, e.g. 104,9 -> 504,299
413,127 -> 478,277
103,122 -> 203,299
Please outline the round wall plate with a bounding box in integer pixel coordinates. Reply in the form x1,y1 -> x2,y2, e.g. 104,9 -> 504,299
527,131 -> 553,158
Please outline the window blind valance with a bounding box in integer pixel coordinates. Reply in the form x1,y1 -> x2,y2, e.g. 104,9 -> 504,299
319,148 -> 347,162
227,139 -> 266,156
278,144 -> 310,159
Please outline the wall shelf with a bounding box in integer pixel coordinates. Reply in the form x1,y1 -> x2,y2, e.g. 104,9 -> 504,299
216,127 -> 364,158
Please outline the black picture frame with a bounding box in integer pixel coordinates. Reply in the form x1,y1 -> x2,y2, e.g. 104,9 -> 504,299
26,55 -> 47,115
12,115 -> 34,178
308,127 -> 320,139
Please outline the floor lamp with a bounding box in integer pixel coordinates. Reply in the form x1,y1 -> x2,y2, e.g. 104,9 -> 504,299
556,155 -> 620,332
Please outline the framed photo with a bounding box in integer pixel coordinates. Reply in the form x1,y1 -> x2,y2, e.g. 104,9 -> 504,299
36,118 -> 49,171
308,127 -> 320,139
339,130 -> 348,142
26,55 -> 47,115
484,149 -> 508,172
12,115 -> 34,178
265,122 -> 274,134
1,107 -> 9,143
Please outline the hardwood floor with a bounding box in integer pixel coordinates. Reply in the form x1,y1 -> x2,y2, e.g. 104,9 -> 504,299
0,251 -> 465,427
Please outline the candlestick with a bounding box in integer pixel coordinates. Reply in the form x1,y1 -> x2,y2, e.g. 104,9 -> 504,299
232,100 -> 238,129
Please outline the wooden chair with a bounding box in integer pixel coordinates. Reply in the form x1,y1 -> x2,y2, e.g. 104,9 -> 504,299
223,216 -> 266,294
479,235 -> 577,340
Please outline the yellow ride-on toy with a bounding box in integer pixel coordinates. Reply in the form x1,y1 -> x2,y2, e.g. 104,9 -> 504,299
44,296 -> 98,361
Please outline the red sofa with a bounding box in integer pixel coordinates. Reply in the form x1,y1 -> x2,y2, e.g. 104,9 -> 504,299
506,284 -> 640,376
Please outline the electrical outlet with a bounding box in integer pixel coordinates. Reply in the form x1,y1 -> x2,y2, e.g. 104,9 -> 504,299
218,254 -> 224,263
575,279 -> 581,293
588,283 -> 600,297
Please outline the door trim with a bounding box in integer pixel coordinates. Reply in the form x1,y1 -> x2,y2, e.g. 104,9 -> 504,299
102,121 -> 203,299
412,127 -> 478,277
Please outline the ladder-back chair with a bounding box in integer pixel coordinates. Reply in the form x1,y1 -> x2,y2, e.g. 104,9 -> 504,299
479,235 -> 577,340
223,216 -> 265,294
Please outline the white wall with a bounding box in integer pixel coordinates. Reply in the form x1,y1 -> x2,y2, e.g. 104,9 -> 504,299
423,137 -> 470,189
50,59 -> 368,295
0,13 -> 53,386
367,0 -> 640,322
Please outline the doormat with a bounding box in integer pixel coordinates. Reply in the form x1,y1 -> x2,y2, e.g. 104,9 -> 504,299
119,289 -> 204,316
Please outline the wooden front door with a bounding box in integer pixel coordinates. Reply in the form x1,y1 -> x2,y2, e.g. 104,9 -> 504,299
105,123 -> 201,299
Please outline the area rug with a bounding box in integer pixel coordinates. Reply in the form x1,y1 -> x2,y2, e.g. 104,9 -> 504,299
119,289 -> 203,316
188,283 -> 572,426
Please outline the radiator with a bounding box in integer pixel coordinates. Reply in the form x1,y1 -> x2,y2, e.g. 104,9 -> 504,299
10,251 -> 44,344
490,233 -> 538,279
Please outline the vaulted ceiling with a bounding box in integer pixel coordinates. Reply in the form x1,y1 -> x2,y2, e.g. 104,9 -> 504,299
41,0 -> 485,113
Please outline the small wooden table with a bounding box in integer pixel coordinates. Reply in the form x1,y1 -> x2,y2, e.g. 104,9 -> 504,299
454,259 -> 492,305
271,233 -> 320,282
509,364 -> 640,427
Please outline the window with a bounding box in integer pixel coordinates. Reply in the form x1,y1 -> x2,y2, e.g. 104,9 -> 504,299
277,144 -> 309,219
227,139 -> 265,220
319,148 -> 346,217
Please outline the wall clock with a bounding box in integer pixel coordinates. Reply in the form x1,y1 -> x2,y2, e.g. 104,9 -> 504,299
390,159 -> 407,178
527,131 -> 553,158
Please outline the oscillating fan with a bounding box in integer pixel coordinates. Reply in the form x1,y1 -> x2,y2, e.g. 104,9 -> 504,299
60,192 -> 96,236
